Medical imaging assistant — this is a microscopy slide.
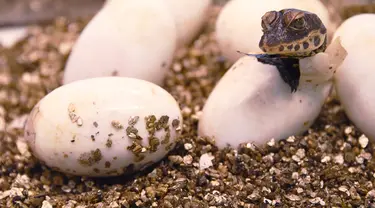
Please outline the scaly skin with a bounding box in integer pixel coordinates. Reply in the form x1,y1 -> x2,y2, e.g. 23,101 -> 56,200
241,9 -> 328,92
259,8 -> 327,57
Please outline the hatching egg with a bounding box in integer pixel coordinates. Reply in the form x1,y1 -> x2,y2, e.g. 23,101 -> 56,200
63,0 -> 177,86
198,38 -> 347,149
24,77 -> 182,177
163,0 -> 212,48
215,0 -> 334,63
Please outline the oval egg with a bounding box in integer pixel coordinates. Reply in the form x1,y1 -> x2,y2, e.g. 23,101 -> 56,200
333,14 -> 375,51
333,14 -> 375,140
63,0 -> 177,86
24,77 -> 183,177
198,38 -> 347,148
163,0 -> 212,48
198,56 -> 332,148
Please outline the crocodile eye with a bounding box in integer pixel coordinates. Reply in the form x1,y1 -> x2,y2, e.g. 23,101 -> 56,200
290,17 -> 306,30
261,11 -> 278,30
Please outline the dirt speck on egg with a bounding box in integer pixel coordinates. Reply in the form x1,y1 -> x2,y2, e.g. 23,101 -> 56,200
111,120 -> 124,129
77,148 -> 103,167
105,138 -> 112,148
68,103 -> 83,126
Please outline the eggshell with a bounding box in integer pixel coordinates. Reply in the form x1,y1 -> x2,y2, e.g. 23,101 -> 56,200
163,0 -> 212,48
215,0 -> 334,63
0,26 -> 28,48
24,77 -> 183,177
333,14 -> 375,51
333,14 -> 375,140
63,0 -> 177,86
198,38 -> 347,149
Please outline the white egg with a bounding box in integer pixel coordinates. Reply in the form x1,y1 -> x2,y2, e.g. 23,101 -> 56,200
215,0 -> 334,63
24,77 -> 182,177
198,38 -> 347,149
333,14 -> 375,140
333,14 -> 375,51
163,0 -> 212,48
0,26 -> 28,48
63,0 -> 177,86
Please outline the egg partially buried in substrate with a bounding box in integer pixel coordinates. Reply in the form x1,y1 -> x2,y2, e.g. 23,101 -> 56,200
63,0 -> 177,86
24,77 -> 183,177
198,38 -> 347,149
333,14 -> 375,140
163,0 -> 212,48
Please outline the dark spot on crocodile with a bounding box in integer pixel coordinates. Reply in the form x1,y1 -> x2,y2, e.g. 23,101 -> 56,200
294,44 -> 300,51
320,27 -> 327,34
314,36 -> 321,47
303,42 -> 309,49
